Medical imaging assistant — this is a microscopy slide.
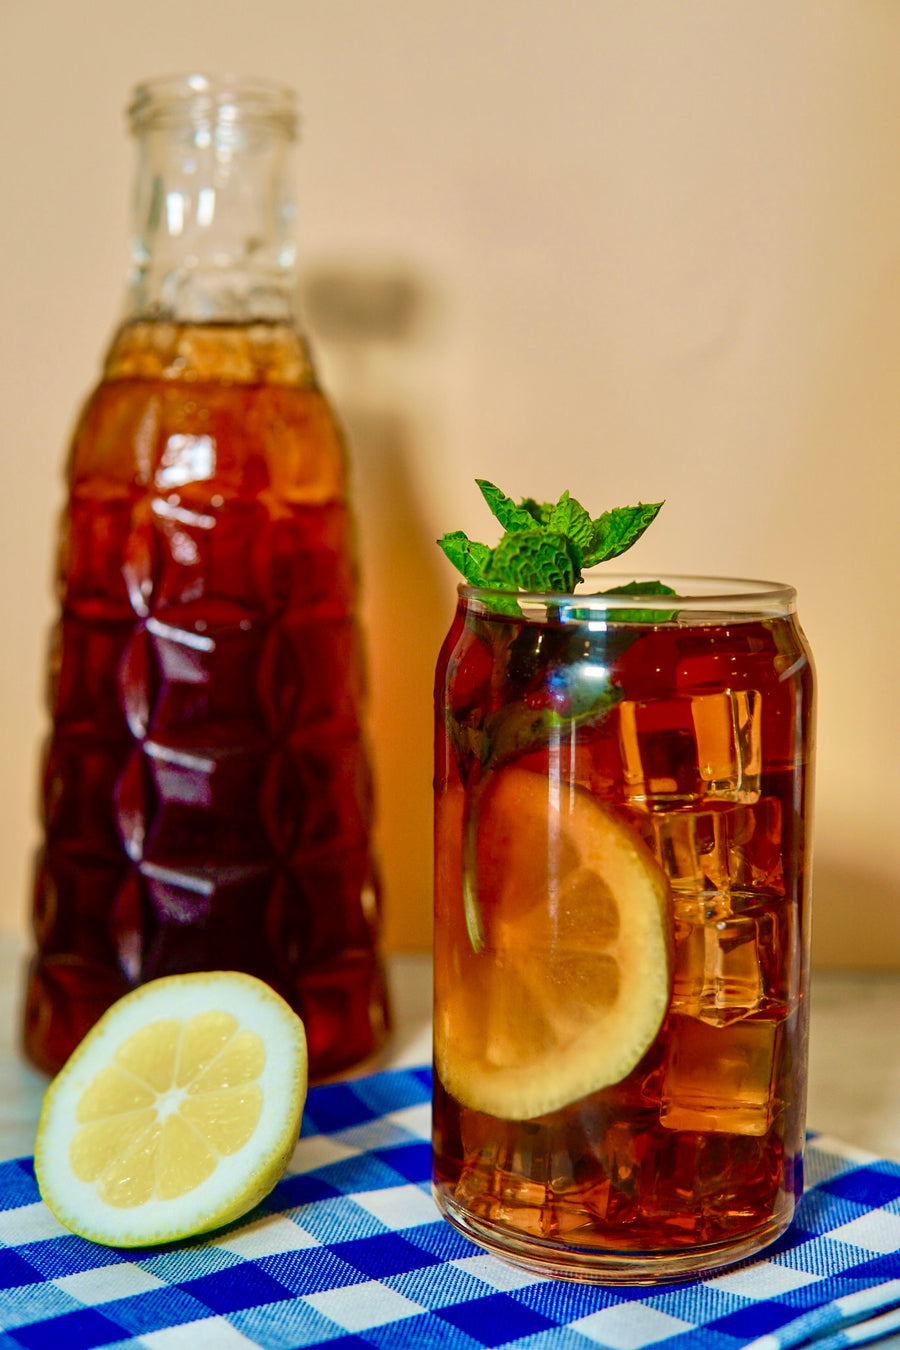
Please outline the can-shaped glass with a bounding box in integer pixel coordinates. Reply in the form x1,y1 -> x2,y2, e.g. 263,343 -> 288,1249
432,574 -> 814,1282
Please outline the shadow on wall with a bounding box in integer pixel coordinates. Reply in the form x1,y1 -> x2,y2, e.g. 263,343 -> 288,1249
811,857 -> 900,969
302,260 -> 450,954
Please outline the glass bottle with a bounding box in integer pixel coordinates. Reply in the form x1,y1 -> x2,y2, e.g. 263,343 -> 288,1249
24,75 -> 390,1079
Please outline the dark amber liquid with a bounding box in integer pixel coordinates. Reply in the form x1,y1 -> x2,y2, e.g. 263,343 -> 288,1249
25,321 -> 389,1079
433,603 -> 814,1274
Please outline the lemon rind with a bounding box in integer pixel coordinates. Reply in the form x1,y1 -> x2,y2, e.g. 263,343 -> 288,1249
35,971 -> 307,1248
435,769 -> 672,1121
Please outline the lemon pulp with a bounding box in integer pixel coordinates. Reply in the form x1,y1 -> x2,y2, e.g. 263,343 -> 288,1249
434,766 -> 672,1120
36,971 -> 307,1247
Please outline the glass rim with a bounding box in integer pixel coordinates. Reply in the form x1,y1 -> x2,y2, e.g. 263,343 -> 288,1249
459,572 -> 797,620
128,74 -> 299,137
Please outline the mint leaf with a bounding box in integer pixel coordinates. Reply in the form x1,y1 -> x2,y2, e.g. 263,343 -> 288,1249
584,501 -> 664,566
484,529 -> 581,592
602,579 -> 675,596
436,530 -> 491,585
476,479 -> 537,534
519,497 -> 551,525
480,685 -> 623,771
518,490 -> 594,550
602,579 -> 677,623
546,490 -> 594,555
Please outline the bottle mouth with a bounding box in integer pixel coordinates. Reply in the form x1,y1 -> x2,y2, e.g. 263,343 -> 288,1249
128,74 -> 299,138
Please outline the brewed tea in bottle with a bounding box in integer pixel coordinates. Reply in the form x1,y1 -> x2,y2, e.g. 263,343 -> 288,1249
25,76 -> 389,1078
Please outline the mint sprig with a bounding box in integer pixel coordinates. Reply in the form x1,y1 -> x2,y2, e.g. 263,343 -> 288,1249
438,480 -> 671,955
438,480 -> 664,593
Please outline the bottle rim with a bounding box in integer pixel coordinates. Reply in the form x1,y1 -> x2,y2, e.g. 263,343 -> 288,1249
128,74 -> 299,138
459,572 -> 798,621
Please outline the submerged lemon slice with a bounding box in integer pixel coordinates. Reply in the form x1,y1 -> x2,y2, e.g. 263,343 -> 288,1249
435,766 -> 671,1120
35,971 -> 307,1248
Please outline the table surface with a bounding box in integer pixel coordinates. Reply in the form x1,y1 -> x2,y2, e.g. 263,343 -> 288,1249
2,932 -> 899,1165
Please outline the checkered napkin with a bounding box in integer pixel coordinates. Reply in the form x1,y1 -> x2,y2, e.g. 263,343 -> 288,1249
2,1067 -> 900,1350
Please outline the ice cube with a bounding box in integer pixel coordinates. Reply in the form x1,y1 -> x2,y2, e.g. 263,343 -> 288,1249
617,691 -> 760,809
672,894 -> 798,1026
635,801 -> 794,1026
693,689 -> 760,798
639,799 -> 785,902
672,911 -> 764,1024
660,1016 -> 777,1136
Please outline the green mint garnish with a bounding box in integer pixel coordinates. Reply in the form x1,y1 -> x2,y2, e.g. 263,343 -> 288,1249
484,529 -> 581,593
476,480 -> 539,535
437,479 -> 664,593
463,683 -> 625,774
599,579 -> 679,624
584,503 -> 666,566
434,530 -> 492,586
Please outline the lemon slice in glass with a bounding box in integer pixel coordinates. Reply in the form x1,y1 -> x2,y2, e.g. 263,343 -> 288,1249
435,766 -> 672,1120
35,971 -> 307,1247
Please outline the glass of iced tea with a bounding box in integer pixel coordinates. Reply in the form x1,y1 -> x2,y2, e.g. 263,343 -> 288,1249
432,574 -> 814,1282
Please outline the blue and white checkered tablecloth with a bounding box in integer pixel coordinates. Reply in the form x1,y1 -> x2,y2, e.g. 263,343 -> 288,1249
2,1066 -> 900,1350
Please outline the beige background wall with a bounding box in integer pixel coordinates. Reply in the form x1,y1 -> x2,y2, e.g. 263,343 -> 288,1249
1,1 -> 898,964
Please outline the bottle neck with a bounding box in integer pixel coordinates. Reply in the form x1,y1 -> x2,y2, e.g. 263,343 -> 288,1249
125,76 -> 300,325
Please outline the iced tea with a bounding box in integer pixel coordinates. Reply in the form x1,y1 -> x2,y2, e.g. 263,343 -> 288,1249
25,320 -> 389,1079
432,577 -> 814,1281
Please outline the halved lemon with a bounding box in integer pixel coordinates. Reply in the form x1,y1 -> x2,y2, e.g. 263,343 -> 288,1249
434,766 -> 671,1120
35,971 -> 307,1248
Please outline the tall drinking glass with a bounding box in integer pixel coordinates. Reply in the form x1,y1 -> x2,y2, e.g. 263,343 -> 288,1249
432,575 -> 814,1282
